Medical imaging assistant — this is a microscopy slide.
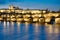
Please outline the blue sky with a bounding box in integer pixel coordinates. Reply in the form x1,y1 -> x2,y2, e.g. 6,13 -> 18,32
0,0 -> 60,11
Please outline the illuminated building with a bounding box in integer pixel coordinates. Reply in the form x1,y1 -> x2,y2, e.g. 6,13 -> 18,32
0,5 -> 60,23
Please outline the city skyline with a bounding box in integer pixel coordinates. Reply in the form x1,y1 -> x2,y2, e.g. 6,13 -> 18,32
0,0 -> 60,11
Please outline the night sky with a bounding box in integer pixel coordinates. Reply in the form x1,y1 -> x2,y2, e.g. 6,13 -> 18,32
0,0 -> 60,11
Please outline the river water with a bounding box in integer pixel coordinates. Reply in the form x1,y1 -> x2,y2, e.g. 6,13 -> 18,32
0,22 -> 60,40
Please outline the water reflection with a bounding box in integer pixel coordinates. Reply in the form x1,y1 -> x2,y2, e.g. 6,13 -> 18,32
45,24 -> 60,34
33,23 -> 40,33
17,22 -> 21,33
25,22 -> 29,32
3,21 -> 7,35
45,24 -> 60,40
0,22 -> 60,40
3,21 -> 7,28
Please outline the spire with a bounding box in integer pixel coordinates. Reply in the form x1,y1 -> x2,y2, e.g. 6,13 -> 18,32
9,5 -> 14,9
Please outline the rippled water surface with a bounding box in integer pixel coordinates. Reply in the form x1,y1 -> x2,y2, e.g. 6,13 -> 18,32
0,22 -> 60,40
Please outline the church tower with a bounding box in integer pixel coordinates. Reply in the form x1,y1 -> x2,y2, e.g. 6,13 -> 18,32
9,5 -> 17,9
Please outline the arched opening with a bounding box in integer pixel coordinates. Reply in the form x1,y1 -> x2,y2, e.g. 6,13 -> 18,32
50,16 -> 55,24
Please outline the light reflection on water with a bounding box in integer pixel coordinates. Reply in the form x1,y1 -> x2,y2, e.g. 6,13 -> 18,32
0,22 -> 60,40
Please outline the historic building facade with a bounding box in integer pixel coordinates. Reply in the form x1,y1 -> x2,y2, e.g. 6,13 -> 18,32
0,5 -> 60,23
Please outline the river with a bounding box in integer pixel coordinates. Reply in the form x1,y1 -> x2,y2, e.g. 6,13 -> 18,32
0,22 -> 60,40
